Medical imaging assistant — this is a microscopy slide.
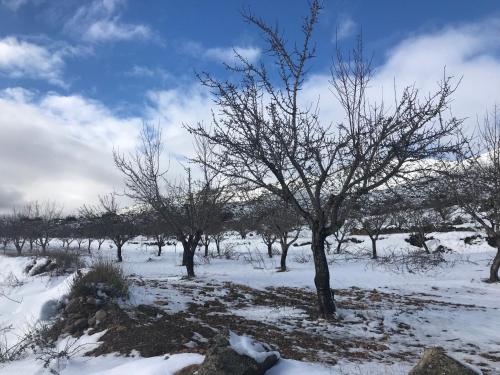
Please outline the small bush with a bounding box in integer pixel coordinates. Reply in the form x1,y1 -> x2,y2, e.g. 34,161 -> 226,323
243,248 -> 267,269
374,248 -> 447,274
0,322 -> 57,365
195,253 -> 211,265
405,233 -> 431,248
47,250 -> 84,270
213,243 -> 240,260
293,251 -> 312,263
70,259 -> 128,300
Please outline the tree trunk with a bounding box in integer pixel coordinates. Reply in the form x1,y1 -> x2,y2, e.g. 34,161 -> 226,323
371,237 -> 377,259
267,243 -> 273,258
182,234 -> 201,278
182,247 -> 188,266
117,243 -> 123,262
311,225 -> 336,317
280,244 -> 289,271
157,243 -> 162,256
15,245 -> 22,256
87,239 -> 92,254
422,241 -> 430,254
182,241 -> 196,278
336,240 -> 342,254
490,239 -> 500,282
186,252 -> 195,277
204,243 -> 209,257
215,238 -> 221,255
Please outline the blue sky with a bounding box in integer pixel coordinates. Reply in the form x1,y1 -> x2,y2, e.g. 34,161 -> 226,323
1,0 -> 499,115
1,0 -> 500,211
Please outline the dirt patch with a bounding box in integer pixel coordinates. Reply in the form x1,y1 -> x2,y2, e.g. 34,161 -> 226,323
50,277 -> 498,373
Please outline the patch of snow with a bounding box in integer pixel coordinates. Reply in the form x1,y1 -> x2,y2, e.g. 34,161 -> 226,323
230,306 -> 307,323
0,352 -> 205,375
229,331 -> 280,363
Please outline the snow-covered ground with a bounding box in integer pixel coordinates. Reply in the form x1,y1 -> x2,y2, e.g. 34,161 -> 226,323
0,229 -> 499,374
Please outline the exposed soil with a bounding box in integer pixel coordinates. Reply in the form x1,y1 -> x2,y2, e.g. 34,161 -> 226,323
46,277 -> 498,374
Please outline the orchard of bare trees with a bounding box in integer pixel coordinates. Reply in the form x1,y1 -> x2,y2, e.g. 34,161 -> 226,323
0,1 -> 499,321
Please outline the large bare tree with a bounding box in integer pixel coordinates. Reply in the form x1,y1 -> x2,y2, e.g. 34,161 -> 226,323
114,126 -> 228,277
187,1 -> 463,316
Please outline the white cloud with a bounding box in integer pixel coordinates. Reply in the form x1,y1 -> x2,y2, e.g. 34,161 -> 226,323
0,88 -> 143,212
184,41 -> 261,64
0,37 -> 66,86
145,86 -> 213,161
0,84 -> 212,212
304,18 -> 500,137
2,18 -> 500,212
65,0 -> 152,43
1,0 -> 30,11
372,18 -> 500,133
84,19 -> 151,42
126,65 -> 171,81
204,46 -> 261,64
335,15 -> 356,41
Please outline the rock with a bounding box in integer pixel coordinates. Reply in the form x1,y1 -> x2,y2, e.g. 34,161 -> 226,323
40,299 -> 59,321
95,309 -> 107,321
464,234 -> 483,245
71,318 -> 89,333
86,296 -> 97,305
88,317 -> 96,327
409,347 -> 478,375
433,245 -> 453,254
65,298 -> 82,314
24,259 -> 36,274
197,333 -> 279,375
29,259 -> 54,276
66,313 -> 84,321
174,364 -> 200,375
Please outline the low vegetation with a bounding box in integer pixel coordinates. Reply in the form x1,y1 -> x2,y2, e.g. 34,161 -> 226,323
70,258 -> 128,300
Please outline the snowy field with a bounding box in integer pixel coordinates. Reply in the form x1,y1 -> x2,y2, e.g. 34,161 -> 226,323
0,229 -> 499,374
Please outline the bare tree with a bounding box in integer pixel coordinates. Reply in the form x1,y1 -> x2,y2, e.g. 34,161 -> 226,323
202,196 -> 230,256
229,204 -> 258,240
81,194 -> 136,262
354,195 -> 393,259
330,218 -> 355,255
139,209 -> 171,256
187,1 -> 463,316
259,229 -> 277,259
446,107 -> 500,281
31,201 -> 62,254
406,208 -> 441,254
6,205 -> 33,255
255,195 -> 302,270
78,206 -> 107,253
114,126 -> 228,277
0,216 -> 9,254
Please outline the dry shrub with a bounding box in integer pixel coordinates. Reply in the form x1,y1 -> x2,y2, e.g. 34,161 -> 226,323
293,251 -> 312,263
47,250 -> 84,270
70,258 -> 128,300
